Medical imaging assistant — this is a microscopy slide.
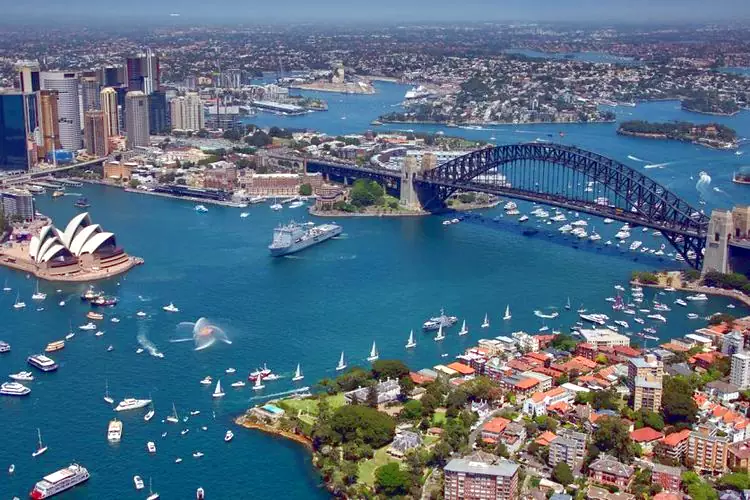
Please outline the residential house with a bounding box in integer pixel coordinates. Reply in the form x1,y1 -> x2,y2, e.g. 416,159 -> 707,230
588,455 -> 635,489
389,430 -> 423,458
630,427 -> 665,454
481,417 -> 511,444
650,463 -> 682,492
656,429 -> 691,463
727,438 -> 750,473
523,387 -> 574,418
343,378 -> 401,405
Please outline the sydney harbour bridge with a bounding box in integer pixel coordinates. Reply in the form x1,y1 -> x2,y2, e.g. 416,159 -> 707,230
306,142 -> 712,270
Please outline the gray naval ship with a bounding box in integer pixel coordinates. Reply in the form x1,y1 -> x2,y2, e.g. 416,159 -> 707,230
269,221 -> 343,256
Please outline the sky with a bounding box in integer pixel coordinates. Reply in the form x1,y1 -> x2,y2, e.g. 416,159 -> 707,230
4,0 -> 750,24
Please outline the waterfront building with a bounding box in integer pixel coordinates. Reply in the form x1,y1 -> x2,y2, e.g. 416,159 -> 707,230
731,352 -> 750,389
0,91 -> 38,172
83,110 -> 108,157
1,188 -> 35,221
444,456 -> 519,500
40,71 -> 81,151
124,91 -> 150,149
170,93 -> 204,131
580,329 -> 630,349
343,378 -> 400,405
238,171 -> 322,196
314,184 -> 345,211
548,429 -> 587,470
388,431 -> 422,458
80,75 -> 101,114
588,455 -> 634,489
100,87 -> 120,138
103,161 -> 134,182
203,162 -> 237,191
17,62 -> 40,93
686,423 -> 729,474
148,91 -> 169,135
38,90 -> 61,160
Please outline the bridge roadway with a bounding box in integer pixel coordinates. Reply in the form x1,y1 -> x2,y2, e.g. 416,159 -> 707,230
0,157 -> 106,187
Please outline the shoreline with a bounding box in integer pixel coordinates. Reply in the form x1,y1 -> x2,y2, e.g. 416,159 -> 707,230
681,106 -> 740,117
616,129 -> 738,150
631,278 -> 750,308
0,252 -> 142,283
378,118 -> 616,127
309,208 -> 426,218
234,414 -> 313,450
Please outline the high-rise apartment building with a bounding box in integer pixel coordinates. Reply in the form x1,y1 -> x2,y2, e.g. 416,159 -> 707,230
170,93 -> 204,131
628,354 -> 664,412
100,87 -> 120,138
444,458 -> 519,500
732,352 -> 750,390
1,187 -> 35,221
148,91 -> 169,134
40,71 -> 81,151
38,90 -> 61,160
686,423 -> 729,474
124,91 -> 149,149
549,429 -> 587,470
0,91 -> 39,172
83,110 -> 108,157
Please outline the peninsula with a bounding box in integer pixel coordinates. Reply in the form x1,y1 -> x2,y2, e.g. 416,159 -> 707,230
617,120 -> 739,149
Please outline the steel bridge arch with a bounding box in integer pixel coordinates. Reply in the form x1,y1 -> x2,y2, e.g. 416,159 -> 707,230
416,143 -> 709,269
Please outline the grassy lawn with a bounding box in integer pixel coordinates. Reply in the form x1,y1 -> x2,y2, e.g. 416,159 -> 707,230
424,435 -> 439,447
358,446 -> 396,486
432,408 -> 447,426
276,393 -> 346,419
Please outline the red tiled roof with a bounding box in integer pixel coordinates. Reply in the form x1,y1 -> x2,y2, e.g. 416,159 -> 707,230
409,372 -> 433,385
661,429 -> 691,447
526,352 -> 551,362
548,401 -> 570,413
515,377 -> 540,390
630,427 -> 664,443
483,417 -> 510,434
652,493 -> 681,500
446,362 -> 475,375
536,431 -> 558,446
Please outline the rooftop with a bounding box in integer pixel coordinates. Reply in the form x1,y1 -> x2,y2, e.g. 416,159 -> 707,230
445,458 -> 519,478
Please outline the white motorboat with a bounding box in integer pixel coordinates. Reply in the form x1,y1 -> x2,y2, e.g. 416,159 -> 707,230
335,351 -> 347,371
147,441 -> 156,453
194,204 -> 208,213
9,371 -> 34,381
79,322 -> 96,331
225,367 -> 236,374
134,475 -> 145,490
231,380 -> 246,388
144,401 -> 155,422
32,428 -> 48,457
95,331 -> 104,337
270,202 -> 282,211
240,212 -> 250,218
190,410 -> 200,416
687,313 -> 700,319
674,299 -> 688,307
200,376 -> 213,385
503,305 -> 511,320
107,419 -> 122,442
65,332 -> 75,340
224,430 -> 234,442
192,452 -> 204,458
292,363 -> 304,382
175,458 -> 183,463
181,429 -> 190,436
136,348 -> 144,354
111,317 -> 120,323
647,314 -> 667,323
136,311 -> 147,317
8,464 -> 14,474
114,398 -> 152,412
458,319 -> 468,336
212,380 -> 225,398
366,341 -> 379,362
481,313 -> 490,328
162,303 -> 179,313
686,293 -> 708,301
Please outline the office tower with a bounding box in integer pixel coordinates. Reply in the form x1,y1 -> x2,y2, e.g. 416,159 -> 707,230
148,90 -> 168,134
0,91 -> 39,172
115,86 -> 128,132
80,76 -> 101,113
124,91 -> 149,149
100,65 -> 123,87
17,62 -> 41,93
100,87 -> 119,137
38,90 -> 61,159
40,71 -> 81,151
83,110 -> 108,157
732,352 -> 750,389
224,68 -> 242,88
126,50 -> 160,95
170,93 -> 204,131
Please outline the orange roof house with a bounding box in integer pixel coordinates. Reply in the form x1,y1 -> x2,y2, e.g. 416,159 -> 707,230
446,362 -> 475,376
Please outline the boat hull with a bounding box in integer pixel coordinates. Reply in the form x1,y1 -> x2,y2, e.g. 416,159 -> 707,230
269,226 -> 342,256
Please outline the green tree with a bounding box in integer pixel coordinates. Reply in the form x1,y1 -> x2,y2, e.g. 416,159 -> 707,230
552,461 -> 574,486
662,376 -> 698,425
128,179 -> 140,189
718,472 -> 750,491
551,333 -> 578,352
334,367 -> 371,392
340,460 -> 359,485
592,389 -> 620,411
328,405 -> 396,448
688,482 -> 719,500
401,400 -> 423,421
593,417 -> 634,463
374,462 -> 411,497
299,183 -> 313,196
638,410 -> 665,431
371,359 -> 410,380
350,179 -> 384,208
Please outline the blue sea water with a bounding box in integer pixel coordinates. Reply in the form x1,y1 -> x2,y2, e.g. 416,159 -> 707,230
1,80 -> 750,498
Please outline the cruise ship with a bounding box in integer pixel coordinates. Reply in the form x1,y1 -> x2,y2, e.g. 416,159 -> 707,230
114,398 -> 152,412
30,463 -> 90,499
269,222 -> 342,256
27,354 -> 59,372
0,381 -> 31,396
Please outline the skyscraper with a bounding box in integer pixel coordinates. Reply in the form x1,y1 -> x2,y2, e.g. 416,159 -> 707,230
38,90 -> 61,160
80,75 -> 101,113
170,93 -> 204,132
148,90 -> 168,134
17,62 -> 41,93
124,91 -> 149,149
126,56 -> 145,93
126,50 -> 160,95
0,91 -> 39,172
84,110 -> 108,157
732,352 -> 750,389
40,71 -> 81,151
100,65 -> 123,87
100,87 -> 119,137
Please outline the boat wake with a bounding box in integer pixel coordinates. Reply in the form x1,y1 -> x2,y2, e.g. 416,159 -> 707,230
136,330 -> 164,358
627,155 -> 647,163
175,318 -> 231,351
534,310 -> 559,319
137,295 -> 152,302
64,192 -> 82,197
644,162 -> 670,169
696,171 -> 712,196
248,386 -> 310,402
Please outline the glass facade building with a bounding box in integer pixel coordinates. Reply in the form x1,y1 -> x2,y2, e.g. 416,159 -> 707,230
0,92 -> 37,172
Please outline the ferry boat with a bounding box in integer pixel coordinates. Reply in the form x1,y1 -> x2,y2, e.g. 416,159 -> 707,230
269,221 -> 342,256
74,197 -> 90,209
0,381 -> 31,396
86,311 -> 104,320
45,340 -> 65,353
107,419 -> 123,442
0,341 -> 10,353
114,398 -> 152,412
30,463 -> 90,499
9,371 -> 34,381
80,288 -> 101,301
27,354 -> 58,372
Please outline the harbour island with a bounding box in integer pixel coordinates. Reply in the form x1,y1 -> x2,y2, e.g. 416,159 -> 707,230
617,120 -> 739,150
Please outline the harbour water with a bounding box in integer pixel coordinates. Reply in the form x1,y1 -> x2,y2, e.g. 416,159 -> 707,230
1,80 -> 750,498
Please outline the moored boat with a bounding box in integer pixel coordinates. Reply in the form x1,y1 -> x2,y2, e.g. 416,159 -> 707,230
114,398 -> 152,412
27,354 -> 58,372
29,463 -> 90,499
45,340 -> 65,353
107,419 -> 122,442
0,381 -> 31,396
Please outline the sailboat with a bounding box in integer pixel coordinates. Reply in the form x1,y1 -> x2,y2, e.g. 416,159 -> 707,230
458,320 -> 468,336
336,351 -> 347,371
167,403 -> 179,423
13,293 -> 26,309
31,428 -> 48,457
292,363 -> 304,382
434,323 -> 445,341
481,313 -> 490,328
252,373 -> 265,391
212,379 -> 225,398
503,305 -> 511,320
104,379 -> 114,404
146,477 -> 160,500
405,329 -> 416,349
31,281 -> 46,300
2,279 -> 10,292
367,341 -> 379,362
565,297 -> 571,310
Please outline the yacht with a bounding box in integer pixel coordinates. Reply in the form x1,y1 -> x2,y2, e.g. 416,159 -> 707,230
224,430 -> 234,442
192,452 -> 204,458
2,279 -> 10,292
136,348 -> 144,354
336,351 -> 347,371
147,441 -> 156,454
558,224 -> 573,233
481,313 -> 490,328
231,380 -> 246,388
225,367 -> 236,374
144,401 -> 155,422
270,202 -> 282,211
13,293 -> 26,309
503,305 -> 512,320
194,204 -> 209,213
212,379 -> 225,398
79,322 -> 96,331
240,212 -> 250,218
589,231 -> 602,241
687,313 -> 700,319
162,303 -> 179,313
289,201 -> 305,209
367,341 -> 379,362
458,320 -> 468,336
292,363 -> 304,382
729,304 -> 737,309
434,323 -> 445,341
674,299 -> 688,307
136,311 -> 147,317
0,341 -> 10,353
190,410 -> 201,416
647,314 -> 667,323
686,293 -> 708,301
629,241 -> 642,251
614,320 -> 629,329
664,287 -> 676,292
95,331 -> 105,337
65,331 -> 75,340
134,476 -> 145,490
200,376 -> 213,385
0,381 -> 31,396
30,428 -> 48,458
615,230 -> 631,240
519,215 -> 529,222
111,317 -> 120,323
603,218 -> 614,224
9,371 -> 34,382
107,419 -> 123,442
580,313 -> 608,325
197,487 -> 205,499
114,398 -> 152,412
146,477 -> 159,500
252,375 -> 265,391
31,282 -> 46,301
634,317 -> 645,325
175,458 -> 183,463
167,403 -> 179,423
27,354 -> 58,372
405,329 -> 416,349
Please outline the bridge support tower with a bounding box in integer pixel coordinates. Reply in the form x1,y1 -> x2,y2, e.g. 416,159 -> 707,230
703,209 -> 733,274
399,156 -> 421,210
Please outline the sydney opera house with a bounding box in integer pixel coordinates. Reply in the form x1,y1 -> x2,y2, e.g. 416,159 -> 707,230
0,212 -> 142,281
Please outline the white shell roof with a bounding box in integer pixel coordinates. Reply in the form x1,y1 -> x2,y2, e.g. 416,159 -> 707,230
60,212 -> 91,248
69,224 -> 101,256
80,232 -> 115,255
